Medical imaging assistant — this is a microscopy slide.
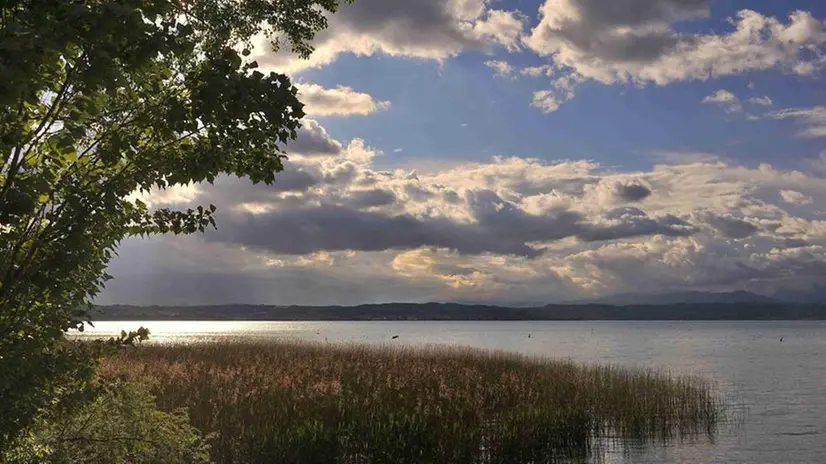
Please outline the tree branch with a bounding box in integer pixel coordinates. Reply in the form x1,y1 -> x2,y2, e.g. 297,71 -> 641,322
0,97 -> 27,202
20,58 -> 80,161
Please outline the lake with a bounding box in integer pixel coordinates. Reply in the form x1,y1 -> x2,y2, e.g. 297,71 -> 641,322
75,320 -> 826,463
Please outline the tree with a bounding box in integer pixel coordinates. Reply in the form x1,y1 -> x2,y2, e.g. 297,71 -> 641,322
0,0 -> 347,451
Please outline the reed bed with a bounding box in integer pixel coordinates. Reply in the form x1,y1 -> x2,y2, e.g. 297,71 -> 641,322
98,340 -> 724,463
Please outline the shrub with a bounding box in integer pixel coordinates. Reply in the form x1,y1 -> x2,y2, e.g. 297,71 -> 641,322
5,379 -> 209,464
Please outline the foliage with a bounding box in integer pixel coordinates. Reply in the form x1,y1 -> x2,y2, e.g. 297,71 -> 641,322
0,0 -> 347,452
5,378 -> 209,464
99,340 -> 727,464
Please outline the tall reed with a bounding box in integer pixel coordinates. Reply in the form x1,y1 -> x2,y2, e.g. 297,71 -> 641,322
99,340 -> 725,463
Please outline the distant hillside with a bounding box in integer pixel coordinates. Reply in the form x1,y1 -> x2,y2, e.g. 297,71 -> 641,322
580,290 -> 777,306
93,302 -> 826,321
773,286 -> 826,304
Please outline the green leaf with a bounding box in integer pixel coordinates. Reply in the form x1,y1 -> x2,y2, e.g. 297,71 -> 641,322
0,0 -> 343,449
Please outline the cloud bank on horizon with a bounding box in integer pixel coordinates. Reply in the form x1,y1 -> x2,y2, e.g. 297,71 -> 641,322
101,0 -> 826,306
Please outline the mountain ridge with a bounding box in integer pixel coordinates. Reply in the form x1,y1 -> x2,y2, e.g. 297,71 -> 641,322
93,301 -> 826,321
570,290 -> 778,306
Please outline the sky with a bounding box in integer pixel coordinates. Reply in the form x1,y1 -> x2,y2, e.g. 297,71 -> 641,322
99,0 -> 826,306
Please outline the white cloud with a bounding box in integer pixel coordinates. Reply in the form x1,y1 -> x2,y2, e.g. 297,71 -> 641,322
767,106 -> 826,138
520,65 -> 553,77
780,189 -> 813,205
247,1 -> 825,118
524,3 -> 826,111
768,106 -> 826,121
531,72 -> 584,113
800,126 -> 826,138
484,60 -> 514,78
702,90 -> 738,104
472,9 -> 528,52
748,96 -> 774,107
127,183 -> 204,208
297,83 -> 391,117
702,89 -> 742,113
254,0 -> 527,75
531,90 -> 564,113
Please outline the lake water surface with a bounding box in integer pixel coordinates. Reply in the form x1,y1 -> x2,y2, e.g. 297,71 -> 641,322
76,320 -> 826,463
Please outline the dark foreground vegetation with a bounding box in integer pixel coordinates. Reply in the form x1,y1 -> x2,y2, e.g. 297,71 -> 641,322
96,302 -> 826,321
91,341 -> 725,463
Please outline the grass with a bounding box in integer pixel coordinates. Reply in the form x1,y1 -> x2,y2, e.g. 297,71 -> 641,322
98,340 -> 725,463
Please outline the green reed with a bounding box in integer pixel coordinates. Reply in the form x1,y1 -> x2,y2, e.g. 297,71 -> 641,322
98,340 -> 725,463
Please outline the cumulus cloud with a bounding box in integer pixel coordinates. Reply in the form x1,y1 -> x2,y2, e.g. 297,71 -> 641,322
780,189 -> 813,205
288,119 -> 343,157
695,211 -> 758,238
297,83 -> 391,117
110,119 -> 826,305
472,9 -> 528,52
208,201 -> 580,258
248,1 -> 824,118
524,2 -> 826,111
578,208 -> 695,241
190,177 -> 676,259
702,90 -> 737,104
531,90 -> 564,113
254,0 -> 528,74
531,71 -> 584,112
702,89 -> 742,113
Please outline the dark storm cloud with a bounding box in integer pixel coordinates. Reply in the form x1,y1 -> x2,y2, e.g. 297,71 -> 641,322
208,203 -> 577,258
205,191 -> 698,257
